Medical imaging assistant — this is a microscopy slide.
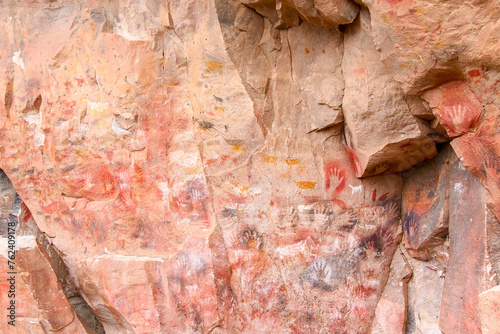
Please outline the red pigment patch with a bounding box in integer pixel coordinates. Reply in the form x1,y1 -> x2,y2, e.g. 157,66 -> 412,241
39,200 -> 66,215
468,69 -> 481,78
20,202 -> 33,222
354,68 -> 366,75
75,78 -> 85,87
332,198 -> 347,210
379,192 -> 389,201
346,146 -> 363,177
378,0 -> 404,5
69,164 -> 117,201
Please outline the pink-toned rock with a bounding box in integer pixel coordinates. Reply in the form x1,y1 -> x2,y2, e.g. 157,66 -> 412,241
75,238 -> 220,333
342,8 -> 437,177
402,144 -> 450,259
0,236 -> 91,333
405,95 -> 435,121
486,208 -> 500,289
439,154 -> 486,334
479,285 -> 500,334
451,105 -> 500,222
423,81 -> 483,138
371,246 -> 412,334
405,244 -> 448,334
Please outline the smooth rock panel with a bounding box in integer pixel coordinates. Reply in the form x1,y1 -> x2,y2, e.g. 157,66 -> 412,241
439,154 -> 486,334
342,8 -> 437,177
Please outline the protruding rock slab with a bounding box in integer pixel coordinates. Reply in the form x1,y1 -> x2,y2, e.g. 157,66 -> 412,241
357,0 -> 500,94
75,238 -> 220,333
405,244 -> 448,334
241,0 -> 359,28
371,246 -> 412,334
439,154 -> 486,334
342,8 -> 437,177
288,22 -> 345,130
402,144 -> 450,259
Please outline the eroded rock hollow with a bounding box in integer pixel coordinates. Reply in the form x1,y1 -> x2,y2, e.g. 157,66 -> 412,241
1,0 -> 500,333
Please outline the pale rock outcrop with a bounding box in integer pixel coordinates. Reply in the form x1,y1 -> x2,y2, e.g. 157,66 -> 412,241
400,145 -> 500,334
342,8 -> 437,177
439,153 -> 487,334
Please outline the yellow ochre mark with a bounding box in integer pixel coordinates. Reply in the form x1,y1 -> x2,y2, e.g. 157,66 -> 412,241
206,61 -> 223,75
294,181 -> 316,190
214,105 -> 225,115
259,154 -> 278,163
230,144 -> 246,152
284,158 -> 300,165
305,48 -> 310,54
184,166 -> 201,174
234,183 -> 253,197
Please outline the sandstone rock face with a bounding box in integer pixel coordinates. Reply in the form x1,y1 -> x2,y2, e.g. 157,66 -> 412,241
0,0 -> 500,333
342,8 -> 437,178
241,0 -> 359,28
402,145 -> 450,259
0,236 -> 92,333
356,0 -> 500,95
479,286 -> 500,334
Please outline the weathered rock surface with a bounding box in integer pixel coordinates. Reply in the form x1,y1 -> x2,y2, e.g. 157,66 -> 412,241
1,235 -> 92,333
0,0 -> 500,333
342,8 -> 437,177
356,0 -> 500,95
479,285 -> 500,334
402,144 -> 450,259
241,0 -> 359,29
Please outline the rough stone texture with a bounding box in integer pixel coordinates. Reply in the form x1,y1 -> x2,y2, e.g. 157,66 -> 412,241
405,245 -> 447,334
356,0 -> 500,95
423,81 -> 483,138
342,8 -> 437,177
371,246 -> 412,334
241,0 -> 359,29
0,0 -> 500,333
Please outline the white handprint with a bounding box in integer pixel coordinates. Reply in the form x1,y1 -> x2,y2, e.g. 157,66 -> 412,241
327,167 -> 345,191
449,104 -> 467,133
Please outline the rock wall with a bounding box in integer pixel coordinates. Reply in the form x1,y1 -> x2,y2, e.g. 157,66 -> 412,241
0,0 -> 499,333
